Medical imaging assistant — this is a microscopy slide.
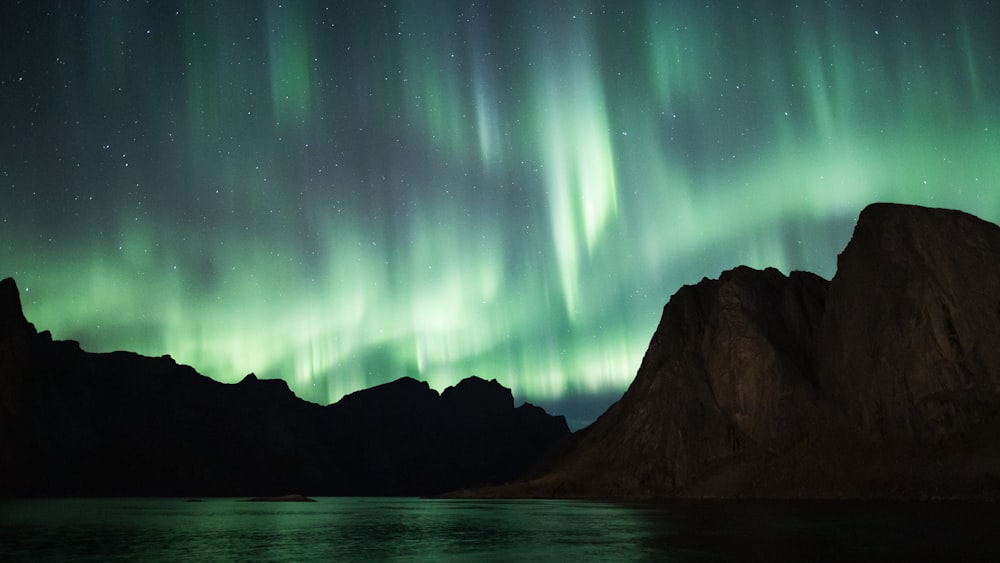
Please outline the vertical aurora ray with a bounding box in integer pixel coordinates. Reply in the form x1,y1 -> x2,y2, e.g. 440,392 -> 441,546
266,2 -> 315,125
1,1 -> 998,427
532,13 -> 619,320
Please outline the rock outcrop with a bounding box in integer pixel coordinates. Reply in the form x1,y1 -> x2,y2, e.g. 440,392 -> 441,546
817,204 -> 1000,441
477,203 -> 1000,500
0,288 -> 569,497
0,277 -> 32,342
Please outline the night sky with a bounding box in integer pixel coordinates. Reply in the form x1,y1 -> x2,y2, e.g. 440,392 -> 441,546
2,1 -> 998,428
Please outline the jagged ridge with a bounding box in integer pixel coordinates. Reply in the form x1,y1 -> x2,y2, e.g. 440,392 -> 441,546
0,285 -> 569,497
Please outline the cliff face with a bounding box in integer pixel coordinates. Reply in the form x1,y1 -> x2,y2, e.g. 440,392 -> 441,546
505,265 -> 830,498
0,285 -> 569,497
817,204 -> 1000,441
496,203 -> 1000,500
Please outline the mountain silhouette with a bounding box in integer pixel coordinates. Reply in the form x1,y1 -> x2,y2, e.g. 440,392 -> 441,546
0,283 -> 569,497
460,203 -> 1000,500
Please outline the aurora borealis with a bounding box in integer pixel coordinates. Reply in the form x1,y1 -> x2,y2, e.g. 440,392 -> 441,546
2,1 -> 998,427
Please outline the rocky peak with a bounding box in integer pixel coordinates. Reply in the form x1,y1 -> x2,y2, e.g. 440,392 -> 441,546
627,265 -> 826,478
329,376 -> 441,420
237,372 -> 297,402
0,277 -> 34,344
441,376 -> 515,414
818,203 -> 1000,440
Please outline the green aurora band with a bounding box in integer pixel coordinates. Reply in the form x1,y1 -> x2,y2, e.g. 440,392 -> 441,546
2,1 -> 998,426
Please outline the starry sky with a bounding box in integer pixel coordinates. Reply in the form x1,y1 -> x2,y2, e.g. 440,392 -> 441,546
2,1 -> 998,428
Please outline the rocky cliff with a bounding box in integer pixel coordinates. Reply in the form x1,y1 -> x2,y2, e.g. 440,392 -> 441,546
817,204 -> 1000,441
0,284 -> 569,497
471,203 -> 1000,500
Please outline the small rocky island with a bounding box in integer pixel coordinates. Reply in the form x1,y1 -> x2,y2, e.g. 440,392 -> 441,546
246,494 -> 317,502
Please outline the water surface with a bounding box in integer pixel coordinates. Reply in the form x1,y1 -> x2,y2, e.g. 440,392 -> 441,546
2,497 -> 998,561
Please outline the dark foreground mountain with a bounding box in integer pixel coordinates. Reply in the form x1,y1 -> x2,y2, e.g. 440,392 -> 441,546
0,281 -> 569,497
461,203 -> 1000,500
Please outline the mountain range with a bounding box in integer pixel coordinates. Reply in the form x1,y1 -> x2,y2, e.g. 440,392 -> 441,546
0,283 -> 568,497
4,202 -> 1000,500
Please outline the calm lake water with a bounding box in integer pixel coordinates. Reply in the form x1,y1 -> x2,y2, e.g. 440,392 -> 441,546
2,497 -> 999,561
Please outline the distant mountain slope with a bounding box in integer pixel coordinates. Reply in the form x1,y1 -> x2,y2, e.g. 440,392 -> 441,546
467,203 -> 1000,500
0,278 -> 569,497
